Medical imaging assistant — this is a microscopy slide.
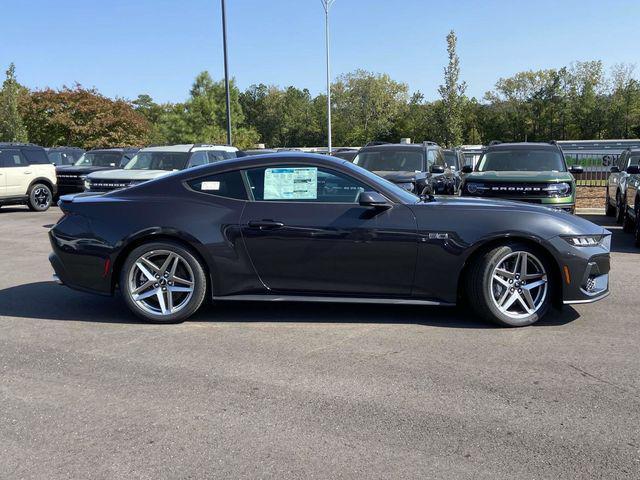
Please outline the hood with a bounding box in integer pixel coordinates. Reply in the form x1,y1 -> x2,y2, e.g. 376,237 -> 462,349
86,169 -> 173,181
56,165 -> 116,175
419,196 -> 607,236
464,171 -> 574,183
373,170 -> 423,183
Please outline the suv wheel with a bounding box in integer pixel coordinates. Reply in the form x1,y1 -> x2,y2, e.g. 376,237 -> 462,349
467,243 -> 552,327
615,193 -> 626,224
120,241 -> 207,323
27,183 -> 53,211
622,204 -> 634,233
605,188 -> 616,216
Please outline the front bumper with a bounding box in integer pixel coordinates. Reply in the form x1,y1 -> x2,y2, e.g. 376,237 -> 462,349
548,235 -> 611,304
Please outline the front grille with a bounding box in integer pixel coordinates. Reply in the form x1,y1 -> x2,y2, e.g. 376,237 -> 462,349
467,182 -> 571,198
87,181 -> 132,191
57,174 -> 83,186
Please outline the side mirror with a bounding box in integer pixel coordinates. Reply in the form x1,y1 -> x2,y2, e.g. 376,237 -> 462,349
461,165 -> 473,174
627,165 -> 640,175
569,165 -> 584,174
610,166 -> 620,173
358,191 -> 391,209
430,164 -> 445,174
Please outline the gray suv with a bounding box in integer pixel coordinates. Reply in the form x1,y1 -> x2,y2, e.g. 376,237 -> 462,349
605,148 -> 640,222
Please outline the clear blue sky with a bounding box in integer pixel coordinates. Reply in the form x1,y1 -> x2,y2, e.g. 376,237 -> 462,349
2,0 -> 639,103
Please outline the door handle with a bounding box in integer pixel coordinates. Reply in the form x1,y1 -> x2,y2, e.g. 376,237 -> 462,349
248,220 -> 285,230
24,171 -> 32,174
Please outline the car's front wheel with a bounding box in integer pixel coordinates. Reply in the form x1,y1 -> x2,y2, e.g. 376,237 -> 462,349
120,241 -> 207,323
27,183 -> 53,211
616,193 -> 626,224
622,204 -> 634,233
605,188 -> 616,216
467,243 -> 552,327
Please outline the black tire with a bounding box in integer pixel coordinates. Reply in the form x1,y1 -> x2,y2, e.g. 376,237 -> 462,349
622,204 -> 634,233
615,192 -> 625,224
605,188 -> 616,216
120,241 -> 207,323
27,183 -> 53,211
466,243 -> 553,327
634,207 -> 640,248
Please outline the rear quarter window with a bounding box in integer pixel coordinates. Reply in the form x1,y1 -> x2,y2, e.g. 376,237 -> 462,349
187,170 -> 248,200
22,148 -> 51,165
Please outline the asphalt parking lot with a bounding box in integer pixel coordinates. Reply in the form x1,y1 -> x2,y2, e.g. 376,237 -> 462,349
1,206 -> 638,479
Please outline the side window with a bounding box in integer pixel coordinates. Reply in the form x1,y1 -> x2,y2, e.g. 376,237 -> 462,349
22,148 -> 50,165
120,152 -> 136,167
245,166 -> 368,203
207,150 -> 235,163
432,149 -> 445,167
0,150 -> 28,167
426,149 -> 438,167
188,151 -> 208,168
617,153 -> 627,170
629,155 -> 640,167
187,170 -> 247,200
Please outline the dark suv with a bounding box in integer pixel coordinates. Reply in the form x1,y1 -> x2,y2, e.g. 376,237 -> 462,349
461,142 -> 582,213
46,147 -> 85,166
352,142 -> 458,195
55,147 -> 139,196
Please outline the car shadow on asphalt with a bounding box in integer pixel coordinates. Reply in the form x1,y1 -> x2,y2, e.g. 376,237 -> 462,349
0,281 -> 580,329
581,214 -> 637,253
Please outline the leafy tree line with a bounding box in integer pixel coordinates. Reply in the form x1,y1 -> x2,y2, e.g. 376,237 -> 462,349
1,31 -> 639,149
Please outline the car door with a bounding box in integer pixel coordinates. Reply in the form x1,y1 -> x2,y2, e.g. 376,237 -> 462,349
2,149 -> 31,196
240,164 -> 418,296
0,151 -> 8,196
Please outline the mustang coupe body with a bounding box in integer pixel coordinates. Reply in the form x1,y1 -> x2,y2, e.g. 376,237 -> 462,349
49,153 -> 610,326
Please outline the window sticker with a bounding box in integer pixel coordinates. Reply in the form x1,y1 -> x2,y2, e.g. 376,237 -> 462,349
200,181 -> 221,191
264,167 -> 318,200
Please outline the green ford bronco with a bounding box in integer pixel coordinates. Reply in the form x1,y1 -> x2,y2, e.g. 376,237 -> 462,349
460,142 -> 583,213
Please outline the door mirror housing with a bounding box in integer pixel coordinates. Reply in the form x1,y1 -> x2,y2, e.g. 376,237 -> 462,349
626,165 -> 640,175
610,166 -> 620,173
461,165 -> 473,174
569,165 -> 584,174
358,191 -> 391,209
430,164 -> 445,174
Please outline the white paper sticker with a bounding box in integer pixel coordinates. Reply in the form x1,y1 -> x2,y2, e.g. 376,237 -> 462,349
201,181 -> 221,191
264,167 -> 317,200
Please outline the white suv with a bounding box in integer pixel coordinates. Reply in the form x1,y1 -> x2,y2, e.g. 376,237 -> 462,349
0,143 -> 57,211
84,144 -> 239,192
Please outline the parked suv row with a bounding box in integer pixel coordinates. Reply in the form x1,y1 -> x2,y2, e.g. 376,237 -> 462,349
606,148 -> 640,246
0,143 -> 57,211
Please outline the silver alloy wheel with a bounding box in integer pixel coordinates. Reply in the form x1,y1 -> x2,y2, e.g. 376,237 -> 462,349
490,251 -> 548,319
127,250 -> 195,316
33,186 -> 51,208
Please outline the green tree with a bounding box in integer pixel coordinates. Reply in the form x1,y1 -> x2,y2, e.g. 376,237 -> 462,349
438,31 -> 466,147
0,63 -> 28,142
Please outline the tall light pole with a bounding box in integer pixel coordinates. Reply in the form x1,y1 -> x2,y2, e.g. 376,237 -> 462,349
321,0 -> 335,154
221,0 -> 232,145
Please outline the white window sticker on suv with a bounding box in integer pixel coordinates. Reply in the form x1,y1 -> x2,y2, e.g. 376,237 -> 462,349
201,181 -> 221,191
264,167 -> 317,200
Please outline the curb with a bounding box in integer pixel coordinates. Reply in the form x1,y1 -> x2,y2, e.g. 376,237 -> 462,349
576,208 -> 605,215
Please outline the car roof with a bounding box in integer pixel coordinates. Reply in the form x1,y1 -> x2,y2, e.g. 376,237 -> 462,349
87,148 -> 138,154
141,144 -> 238,153
358,143 -> 431,151
486,142 -> 559,151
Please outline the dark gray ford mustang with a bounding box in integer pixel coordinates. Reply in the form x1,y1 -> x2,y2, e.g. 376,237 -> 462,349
49,153 -> 611,326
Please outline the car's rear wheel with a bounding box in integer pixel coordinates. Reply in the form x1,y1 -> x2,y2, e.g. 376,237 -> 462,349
27,183 -> 52,211
466,243 -> 552,327
120,242 -> 207,323
605,188 -> 616,216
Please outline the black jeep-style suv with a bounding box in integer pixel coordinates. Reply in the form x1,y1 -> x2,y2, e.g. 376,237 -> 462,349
55,147 -> 139,196
352,141 -> 459,195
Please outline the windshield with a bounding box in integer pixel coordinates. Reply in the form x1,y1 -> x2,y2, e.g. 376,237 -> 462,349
345,162 -> 420,203
477,149 -> 567,172
443,151 -> 459,168
353,149 -> 424,172
124,152 -> 190,171
74,152 -> 123,167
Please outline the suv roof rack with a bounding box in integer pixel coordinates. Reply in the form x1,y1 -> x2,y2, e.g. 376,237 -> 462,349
488,140 -> 502,146
364,141 -> 390,147
422,141 -> 439,146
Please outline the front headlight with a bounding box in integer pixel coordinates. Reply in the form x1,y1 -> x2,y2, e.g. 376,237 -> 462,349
544,182 -> 571,196
84,179 -> 91,190
562,235 -> 604,247
397,182 -> 414,192
465,182 -> 487,194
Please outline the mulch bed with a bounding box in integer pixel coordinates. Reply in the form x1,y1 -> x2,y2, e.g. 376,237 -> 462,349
576,186 -> 605,209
